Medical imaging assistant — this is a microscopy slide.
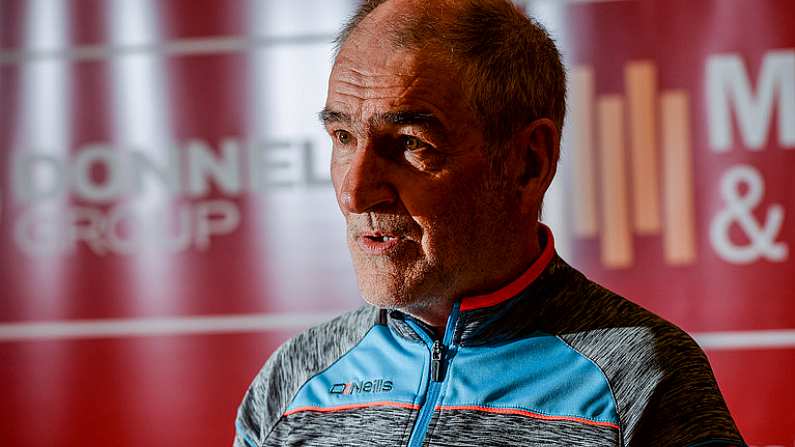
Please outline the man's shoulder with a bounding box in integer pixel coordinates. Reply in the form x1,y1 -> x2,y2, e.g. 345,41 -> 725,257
548,262 -> 743,445
234,305 -> 379,446
549,260 -> 703,364
274,304 -> 380,362
258,304 -> 380,396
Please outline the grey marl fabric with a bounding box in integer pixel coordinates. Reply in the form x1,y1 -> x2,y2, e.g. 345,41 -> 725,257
234,256 -> 745,447
235,306 -> 380,446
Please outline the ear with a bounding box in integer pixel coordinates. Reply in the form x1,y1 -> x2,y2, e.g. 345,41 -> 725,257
512,118 -> 560,215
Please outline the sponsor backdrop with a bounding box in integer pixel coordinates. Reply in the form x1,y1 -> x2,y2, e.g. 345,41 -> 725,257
0,0 -> 791,446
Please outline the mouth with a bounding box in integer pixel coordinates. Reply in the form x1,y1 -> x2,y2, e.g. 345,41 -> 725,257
365,233 -> 399,242
357,231 -> 402,254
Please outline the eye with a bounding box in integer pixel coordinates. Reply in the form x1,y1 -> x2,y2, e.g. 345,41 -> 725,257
334,130 -> 353,145
402,136 -> 425,151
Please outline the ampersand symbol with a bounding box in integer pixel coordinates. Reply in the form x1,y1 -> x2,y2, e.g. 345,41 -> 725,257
709,164 -> 788,264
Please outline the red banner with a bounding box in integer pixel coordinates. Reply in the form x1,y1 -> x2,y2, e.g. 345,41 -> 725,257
560,0 -> 795,444
1,1 -> 358,445
0,1 -> 792,446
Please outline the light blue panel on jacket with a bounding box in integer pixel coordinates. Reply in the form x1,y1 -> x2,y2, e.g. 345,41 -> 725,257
287,325 -> 429,411
442,332 -> 618,425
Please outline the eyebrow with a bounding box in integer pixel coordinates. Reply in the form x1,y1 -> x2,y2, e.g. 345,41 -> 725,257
318,108 -> 351,126
378,111 -> 442,129
319,108 -> 445,132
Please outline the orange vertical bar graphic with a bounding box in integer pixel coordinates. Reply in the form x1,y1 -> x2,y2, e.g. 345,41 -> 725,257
597,96 -> 633,268
625,61 -> 661,234
570,67 -> 598,237
661,91 -> 696,265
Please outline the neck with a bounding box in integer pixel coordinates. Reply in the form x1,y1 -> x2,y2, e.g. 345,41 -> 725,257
401,301 -> 454,337
403,222 -> 543,334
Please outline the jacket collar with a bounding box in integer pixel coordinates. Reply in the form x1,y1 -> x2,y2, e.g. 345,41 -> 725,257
459,224 -> 556,312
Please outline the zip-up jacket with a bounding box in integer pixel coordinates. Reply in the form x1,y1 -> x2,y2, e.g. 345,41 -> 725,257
234,227 -> 745,446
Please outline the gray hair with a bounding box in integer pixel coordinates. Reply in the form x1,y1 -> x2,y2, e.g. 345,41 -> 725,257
334,0 -> 566,154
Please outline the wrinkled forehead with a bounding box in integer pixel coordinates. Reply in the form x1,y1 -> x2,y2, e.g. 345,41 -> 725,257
326,43 -> 470,131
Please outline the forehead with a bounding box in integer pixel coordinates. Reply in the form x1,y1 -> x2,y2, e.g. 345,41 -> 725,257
326,37 -> 470,128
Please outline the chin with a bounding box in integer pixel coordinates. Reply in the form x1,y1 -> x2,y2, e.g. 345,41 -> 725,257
355,272 -> 414,310
357,281 -> 402,309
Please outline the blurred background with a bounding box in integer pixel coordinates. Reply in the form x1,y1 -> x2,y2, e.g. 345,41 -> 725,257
0,0 -> 793,445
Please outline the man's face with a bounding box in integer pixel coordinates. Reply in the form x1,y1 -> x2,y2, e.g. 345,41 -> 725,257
323,32 -> 522,314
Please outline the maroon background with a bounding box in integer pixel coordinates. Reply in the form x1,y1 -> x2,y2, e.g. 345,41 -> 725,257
1,1 -> 793,446
563,1 -> 795,445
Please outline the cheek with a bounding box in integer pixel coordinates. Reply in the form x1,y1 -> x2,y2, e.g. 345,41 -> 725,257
392,177 -> 452,218
420,187 -> 501,243
415,215 -> 460,253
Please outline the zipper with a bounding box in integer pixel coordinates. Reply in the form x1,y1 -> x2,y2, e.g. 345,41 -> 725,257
430,339 -> 443,382
405,302 -> 460,447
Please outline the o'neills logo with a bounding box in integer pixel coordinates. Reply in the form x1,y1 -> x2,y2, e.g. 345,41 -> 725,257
329,379 -> 393,395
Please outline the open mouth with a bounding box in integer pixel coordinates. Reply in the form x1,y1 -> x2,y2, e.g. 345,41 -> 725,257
365,234 -> 398,243
358,232 -> 402,254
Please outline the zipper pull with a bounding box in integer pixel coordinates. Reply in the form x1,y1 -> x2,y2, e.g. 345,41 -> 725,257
431,340 -> 444,382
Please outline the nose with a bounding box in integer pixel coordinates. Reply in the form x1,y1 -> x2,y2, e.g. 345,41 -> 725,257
338,146 -> 396,214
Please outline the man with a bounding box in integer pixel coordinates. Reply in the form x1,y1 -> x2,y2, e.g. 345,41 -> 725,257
235,0 -> 746,446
